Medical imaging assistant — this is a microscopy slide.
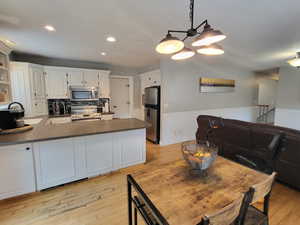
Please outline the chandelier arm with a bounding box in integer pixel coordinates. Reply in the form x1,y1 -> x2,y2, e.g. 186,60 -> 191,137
182,36 -> 189,41
168,30 -> 189,34
190,0 -> 194,29
195,20 -> 208,31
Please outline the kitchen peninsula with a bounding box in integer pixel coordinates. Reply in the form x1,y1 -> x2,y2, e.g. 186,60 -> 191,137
0,118 -> 147,200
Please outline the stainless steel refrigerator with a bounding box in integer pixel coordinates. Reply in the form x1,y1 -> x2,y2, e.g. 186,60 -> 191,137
144,86 -> 160,144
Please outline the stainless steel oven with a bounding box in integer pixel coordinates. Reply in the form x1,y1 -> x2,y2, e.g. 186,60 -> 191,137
70,86 -> 99,101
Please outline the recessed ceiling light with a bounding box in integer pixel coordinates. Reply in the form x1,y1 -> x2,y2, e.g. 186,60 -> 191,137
106,36 -> 116,42
101,52 -> 107,56
44,25 -> 56,32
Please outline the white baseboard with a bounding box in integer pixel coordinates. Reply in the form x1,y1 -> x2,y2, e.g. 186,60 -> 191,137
160,106 -> 257,146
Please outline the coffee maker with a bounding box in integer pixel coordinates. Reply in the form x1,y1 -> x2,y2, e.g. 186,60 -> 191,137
0,102 -> 25,130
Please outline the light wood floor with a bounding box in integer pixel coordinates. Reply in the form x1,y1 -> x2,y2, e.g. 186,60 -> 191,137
0,142 -> 299,225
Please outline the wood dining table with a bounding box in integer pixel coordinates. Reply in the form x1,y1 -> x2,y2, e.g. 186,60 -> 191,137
127,156 -> 268,225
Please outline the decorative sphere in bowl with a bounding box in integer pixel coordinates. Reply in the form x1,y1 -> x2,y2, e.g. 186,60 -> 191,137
181,140 -> 218,172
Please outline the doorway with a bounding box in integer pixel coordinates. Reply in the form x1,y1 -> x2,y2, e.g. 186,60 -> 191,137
110,76 -> 133,118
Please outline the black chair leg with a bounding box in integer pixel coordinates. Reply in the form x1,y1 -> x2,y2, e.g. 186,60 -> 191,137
134,207 -> 138,225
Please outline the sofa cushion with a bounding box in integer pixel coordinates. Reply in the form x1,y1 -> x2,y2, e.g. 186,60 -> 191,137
222,121 -> 251,149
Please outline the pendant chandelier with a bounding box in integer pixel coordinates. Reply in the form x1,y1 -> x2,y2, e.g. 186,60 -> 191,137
155,0 -> 226,60
287,52 -> 300,68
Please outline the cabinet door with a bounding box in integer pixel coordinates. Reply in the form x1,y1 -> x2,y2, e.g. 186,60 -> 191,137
148,70 -> 161,86
0,144 -> 35,200
33,139 -> 78,190
68,70 -> 84,86
45,69 -> 68,99
83,70 -> 99,87
113,129 -> 146,170
100,73 -> 110,98
31,66 -> 46,100
85,133 -> 113,177
10,68 -> 29,112
32,99 -> 47,116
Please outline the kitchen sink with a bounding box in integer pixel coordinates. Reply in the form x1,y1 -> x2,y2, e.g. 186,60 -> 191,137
46,117 -> 72,125
24,118 -> 43,125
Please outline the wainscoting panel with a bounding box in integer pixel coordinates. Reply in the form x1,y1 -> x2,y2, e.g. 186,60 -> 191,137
275,108 -> 300,130
160,106 -> 257,146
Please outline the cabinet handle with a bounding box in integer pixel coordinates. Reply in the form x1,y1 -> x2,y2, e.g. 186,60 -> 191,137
26,147 -> 30,151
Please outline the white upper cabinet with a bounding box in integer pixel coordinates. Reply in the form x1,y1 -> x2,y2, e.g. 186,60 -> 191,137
140,70 -> 161,95
10,62 -> 47,117
67,70 -> 84,86
15,65 -> 111,101
99,73 -> 110,98
83,70 -> 99,87
31,65 -> 46,100
44,67 -> 68,99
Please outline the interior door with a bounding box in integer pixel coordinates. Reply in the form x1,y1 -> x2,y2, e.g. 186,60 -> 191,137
110,77 -> 130,118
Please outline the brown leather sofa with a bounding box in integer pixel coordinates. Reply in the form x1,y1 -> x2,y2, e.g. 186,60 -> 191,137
196,115 -> 300,190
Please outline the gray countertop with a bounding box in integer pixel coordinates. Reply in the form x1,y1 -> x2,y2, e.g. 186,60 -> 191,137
0,118 -> 148,146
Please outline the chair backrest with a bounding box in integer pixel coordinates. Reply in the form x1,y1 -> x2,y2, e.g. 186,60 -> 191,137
200,194 -> 244,225
251,172 -> 276,204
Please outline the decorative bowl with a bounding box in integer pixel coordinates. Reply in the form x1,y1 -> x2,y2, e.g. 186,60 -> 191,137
181,140 -> 218,173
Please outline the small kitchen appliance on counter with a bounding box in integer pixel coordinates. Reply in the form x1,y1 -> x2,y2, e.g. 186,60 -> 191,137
99,98 -> 111,113
70,100 -> 101,121
0,102 -> 25,130
0,102 -> 33,134
48,99 -> 71,116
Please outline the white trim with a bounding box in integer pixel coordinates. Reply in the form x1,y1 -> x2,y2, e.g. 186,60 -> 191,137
110,75 -> 134,118
43,65 -> 110,75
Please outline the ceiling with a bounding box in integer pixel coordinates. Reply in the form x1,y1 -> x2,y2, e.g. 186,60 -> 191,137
1,0 -> 300,71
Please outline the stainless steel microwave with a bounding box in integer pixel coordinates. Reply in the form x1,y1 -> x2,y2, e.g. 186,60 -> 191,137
69,86 -> 99,101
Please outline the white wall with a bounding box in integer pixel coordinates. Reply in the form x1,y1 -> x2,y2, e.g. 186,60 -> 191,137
159,57 -> 257,145
258,79 -> 278,107
274,66 -> 300,129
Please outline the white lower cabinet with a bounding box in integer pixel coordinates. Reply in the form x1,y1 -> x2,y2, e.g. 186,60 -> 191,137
33,129 -> 146,190
0,144 -> 36,200
33,138 -> 82,190
85,133 -> 113,177
113,129 -> 146,170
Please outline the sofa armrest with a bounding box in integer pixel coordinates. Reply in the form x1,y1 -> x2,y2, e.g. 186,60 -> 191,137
267,133 -> 284,160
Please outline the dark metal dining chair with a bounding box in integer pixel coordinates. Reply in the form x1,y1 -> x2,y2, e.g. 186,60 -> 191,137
197,194 -> 245,225
236,133 -> 284,174
238,172 -> 277,225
